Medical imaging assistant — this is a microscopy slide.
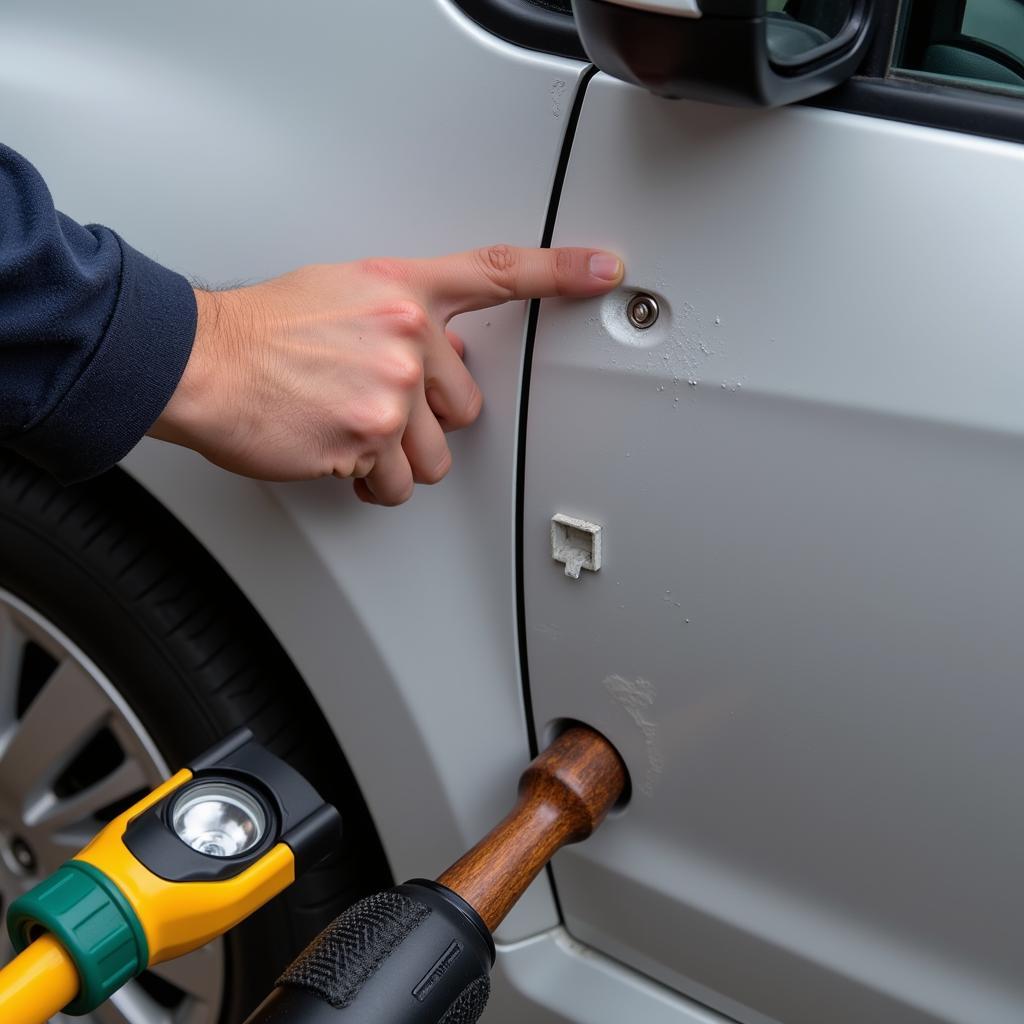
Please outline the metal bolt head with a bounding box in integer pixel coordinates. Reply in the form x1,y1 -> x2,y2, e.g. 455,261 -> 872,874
627,293 -> 659,330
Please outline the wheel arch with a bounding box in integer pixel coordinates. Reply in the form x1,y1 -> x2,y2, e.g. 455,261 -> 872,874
120,444 -> 461,883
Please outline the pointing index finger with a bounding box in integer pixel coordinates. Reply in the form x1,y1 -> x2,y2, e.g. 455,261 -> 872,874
415,244 -> 623,320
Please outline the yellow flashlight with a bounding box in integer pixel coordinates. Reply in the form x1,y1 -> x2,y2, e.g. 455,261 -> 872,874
0,729 -> 340,1023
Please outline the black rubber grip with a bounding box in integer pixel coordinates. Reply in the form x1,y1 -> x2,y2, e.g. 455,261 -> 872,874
243,881 -> 494,1024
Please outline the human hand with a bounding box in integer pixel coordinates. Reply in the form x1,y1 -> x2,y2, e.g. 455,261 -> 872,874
149,245 -> 623,505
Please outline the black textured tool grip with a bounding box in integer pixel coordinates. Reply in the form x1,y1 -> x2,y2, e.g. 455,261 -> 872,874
243,881 -> 494,1024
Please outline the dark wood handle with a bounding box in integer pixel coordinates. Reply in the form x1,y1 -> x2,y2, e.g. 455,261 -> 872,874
436,725 -> 627,932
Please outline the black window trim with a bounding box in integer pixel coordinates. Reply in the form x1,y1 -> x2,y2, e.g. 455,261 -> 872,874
811,73 -> 1024,144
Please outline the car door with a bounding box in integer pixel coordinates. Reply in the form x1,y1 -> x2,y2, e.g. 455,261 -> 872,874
522,3 -> 1024,1023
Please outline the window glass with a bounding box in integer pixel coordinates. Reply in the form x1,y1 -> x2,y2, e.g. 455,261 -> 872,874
897,0 -> 1024,94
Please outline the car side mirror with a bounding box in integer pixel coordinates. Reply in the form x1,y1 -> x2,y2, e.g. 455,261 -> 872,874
571,0 -> 877,106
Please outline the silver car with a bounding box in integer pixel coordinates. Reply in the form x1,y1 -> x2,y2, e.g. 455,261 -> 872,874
0,1 -> 1021,1022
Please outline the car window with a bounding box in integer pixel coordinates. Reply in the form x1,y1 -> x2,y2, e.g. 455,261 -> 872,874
897,0 -> 1024,94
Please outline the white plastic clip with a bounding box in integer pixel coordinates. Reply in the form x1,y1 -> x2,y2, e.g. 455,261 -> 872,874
551,514 -> 602,580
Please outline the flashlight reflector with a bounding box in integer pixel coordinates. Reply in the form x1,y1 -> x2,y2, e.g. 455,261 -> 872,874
171,782 -> 267,858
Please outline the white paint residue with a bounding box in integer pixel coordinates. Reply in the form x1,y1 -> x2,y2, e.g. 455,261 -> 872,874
550,78 -> 566,118
597,286 -> 751,405
604,675 -> 664,797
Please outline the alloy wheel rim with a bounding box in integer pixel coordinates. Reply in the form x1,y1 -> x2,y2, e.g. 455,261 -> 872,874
0,587 -> 225,1024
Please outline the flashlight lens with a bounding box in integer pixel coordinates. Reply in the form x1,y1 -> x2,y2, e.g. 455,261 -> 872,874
171,782 -> 267,857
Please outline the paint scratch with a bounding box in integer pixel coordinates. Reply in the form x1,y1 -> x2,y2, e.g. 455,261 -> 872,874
604,675 -> 664,797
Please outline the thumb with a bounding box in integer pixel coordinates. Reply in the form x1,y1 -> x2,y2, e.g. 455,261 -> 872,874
414,244 -> 624,319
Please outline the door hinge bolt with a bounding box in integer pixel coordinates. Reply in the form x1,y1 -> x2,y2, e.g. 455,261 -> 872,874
627,293 -> 659,329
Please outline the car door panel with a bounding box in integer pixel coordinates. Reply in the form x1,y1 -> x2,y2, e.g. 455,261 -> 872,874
523,75 -> 1024,1024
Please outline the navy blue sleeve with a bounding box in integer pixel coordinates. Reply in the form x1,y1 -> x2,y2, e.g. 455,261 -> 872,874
0,143 -> 197,483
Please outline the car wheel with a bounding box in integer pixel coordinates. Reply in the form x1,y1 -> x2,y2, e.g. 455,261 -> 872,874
0,452 -> 391,1023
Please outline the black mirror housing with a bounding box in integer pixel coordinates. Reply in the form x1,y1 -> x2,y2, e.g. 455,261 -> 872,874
571,0 -> 877,107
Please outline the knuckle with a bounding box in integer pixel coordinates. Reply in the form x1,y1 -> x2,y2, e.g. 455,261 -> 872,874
353,400 -> 406,440
554,248 -> 575,292
482,244 -> 515,273
476,244 -> 517,296
555,248 -> 574,277
448,387 -> 483,429
421,448 -> 453,485
375,403 -> 406,437
387,352 -> 424,391
355,455 -> 375,478
381,482 -> 415,507
331,458 -> 356,480
383,299 -> 431,337
465,388 -> 484,424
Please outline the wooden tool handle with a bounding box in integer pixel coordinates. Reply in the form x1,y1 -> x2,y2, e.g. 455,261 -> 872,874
436,725 -> 627,932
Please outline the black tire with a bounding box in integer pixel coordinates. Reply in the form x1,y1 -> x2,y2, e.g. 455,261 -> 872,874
0,451 -> 392,1022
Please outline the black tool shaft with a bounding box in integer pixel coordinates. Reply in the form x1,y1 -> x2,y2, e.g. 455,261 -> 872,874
243,881 -> 492,1024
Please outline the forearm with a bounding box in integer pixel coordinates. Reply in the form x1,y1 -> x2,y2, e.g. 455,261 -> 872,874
0,143 -> 196,483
